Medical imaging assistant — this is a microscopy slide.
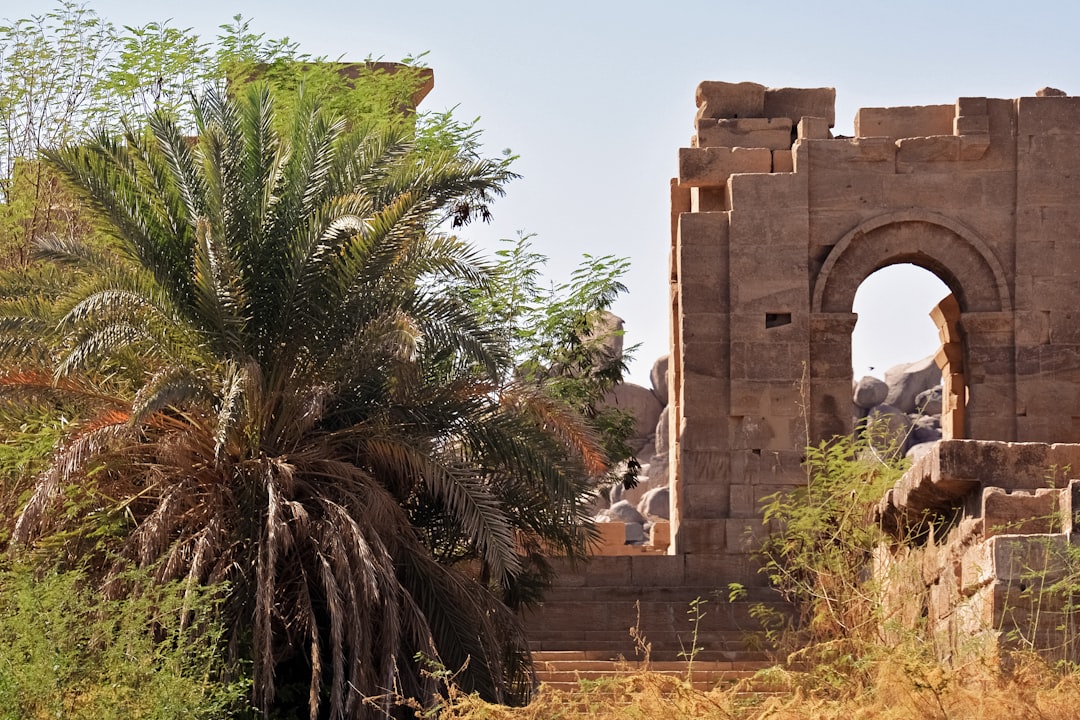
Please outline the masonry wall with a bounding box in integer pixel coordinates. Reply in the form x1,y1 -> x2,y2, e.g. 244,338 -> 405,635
671,82 -> 1080,556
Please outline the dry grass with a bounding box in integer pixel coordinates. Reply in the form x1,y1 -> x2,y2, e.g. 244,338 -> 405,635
438,652 -> 1080,720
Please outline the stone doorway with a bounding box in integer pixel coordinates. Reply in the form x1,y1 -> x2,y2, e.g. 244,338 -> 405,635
852,263 -> 956,452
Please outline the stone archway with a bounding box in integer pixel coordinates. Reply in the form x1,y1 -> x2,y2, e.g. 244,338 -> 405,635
811,210 -> 1011,316
807,211 -> 1013,444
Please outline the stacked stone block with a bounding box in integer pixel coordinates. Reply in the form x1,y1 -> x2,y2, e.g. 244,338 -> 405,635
528,82 -> 1080,668
876,440 -> 1080,664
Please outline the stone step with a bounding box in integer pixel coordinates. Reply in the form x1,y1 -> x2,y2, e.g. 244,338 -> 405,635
531,656 -> 786,694
534,659 -> 772,672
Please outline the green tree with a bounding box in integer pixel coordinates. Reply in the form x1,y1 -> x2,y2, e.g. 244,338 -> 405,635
469,235 -> 637,485
0,4 -> 300,267
2,84 -> 606,718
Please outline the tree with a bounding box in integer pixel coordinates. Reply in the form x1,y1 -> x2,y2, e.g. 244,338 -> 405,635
1,83 -> 607,718
0,4 -> 299,268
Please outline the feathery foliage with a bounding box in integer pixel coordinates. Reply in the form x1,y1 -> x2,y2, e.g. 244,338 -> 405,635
0,82 -> 612,719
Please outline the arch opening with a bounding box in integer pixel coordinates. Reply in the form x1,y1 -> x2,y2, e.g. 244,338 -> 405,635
850,262 -> 965,454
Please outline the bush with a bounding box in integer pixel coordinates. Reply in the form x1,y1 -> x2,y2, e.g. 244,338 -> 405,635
0,562 -> 249,719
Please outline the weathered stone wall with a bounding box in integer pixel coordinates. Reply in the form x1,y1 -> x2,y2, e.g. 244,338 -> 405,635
525,83 -> 1080,663
670,81 -> 1080,557
876,440 -> 1080,664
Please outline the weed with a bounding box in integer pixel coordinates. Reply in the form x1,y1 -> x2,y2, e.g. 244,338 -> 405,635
677,596 -> 707,679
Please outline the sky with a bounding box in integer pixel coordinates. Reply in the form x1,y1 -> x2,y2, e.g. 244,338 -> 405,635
11,0 -> 1080,386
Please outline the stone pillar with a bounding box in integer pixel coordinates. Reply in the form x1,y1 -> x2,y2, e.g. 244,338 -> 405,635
808,313 -> 859,443
671,211 -> 730,554
962,311 -> 1016,442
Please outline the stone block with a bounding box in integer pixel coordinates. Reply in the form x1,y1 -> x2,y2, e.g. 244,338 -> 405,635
679,447 -> 729,484
725,519 -> 769,554
797,116 -> 831,140
689,187 -> 728,212
680,480 -> 731,518
683,552 -> 765,587
955,115 -> 990,136
764,86 -> 836,127
677,209 -> 729,248
679,147 -> 773,187
969,534 -> 1070,586
695,117 -> 792,150
896,135 -> 961,164
730,281 -> 806,311
982,487 -> 1062,536
731,341 -> 803,382
727,164 -> 808,205
772,149 -> 794,173
730,414 -> 778,451
593,521 -> 630,553
673,518 -> 728,554
1048,312 -> 1080,344
1018,96 -> 1080,136
679,312 -> 727,344
960,133 -> 992,161
729,484 -> 756,516
810,135 -> 897,166
681,341 -> 729,380
696,81 -> 766,120
648,522 -> 672,552
957,97 -> 988,116
854,104 -> 955,139
582,556 -> 633,586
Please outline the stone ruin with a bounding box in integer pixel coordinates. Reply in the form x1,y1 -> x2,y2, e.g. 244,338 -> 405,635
524,81 -> 1080,666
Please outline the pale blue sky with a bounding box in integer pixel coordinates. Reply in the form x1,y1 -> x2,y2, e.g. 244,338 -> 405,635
13,1 -> 1080,384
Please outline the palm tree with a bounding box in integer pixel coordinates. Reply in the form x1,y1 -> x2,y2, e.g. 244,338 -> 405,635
2,83 -> 605,719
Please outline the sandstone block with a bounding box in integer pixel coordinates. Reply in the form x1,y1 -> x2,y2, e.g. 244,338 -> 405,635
678,146 -> 773,187
982,487 -> 1061,536
695,117 -> 792,150
728,484 -> 755,516
725,519 -> 768,554
954,115 -> 990,136
593,521 -> 629,554
797,116 -> 831,140
1018,96 -> 1080,135
684,552 -> 766,586
896,135 -> 961,163
695,81 -> 765,120
962,534 -> 1069,592
649,521 -> 671,551
772,149 -> 794,173
956,97 -> 988,116
673,518 -> 728,554
629,552 -> 680,584
764,86 -> 836,127
854,104 -> 955,139
808,136 -> 897,167
689,187 -> 728,212
678,478 -> 731,518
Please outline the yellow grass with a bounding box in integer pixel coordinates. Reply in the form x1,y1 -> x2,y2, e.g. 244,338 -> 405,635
439,653 -> 1080,720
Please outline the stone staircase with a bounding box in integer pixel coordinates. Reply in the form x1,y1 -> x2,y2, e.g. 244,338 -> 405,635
532,650 -> 778,694
522,555 -> 790,664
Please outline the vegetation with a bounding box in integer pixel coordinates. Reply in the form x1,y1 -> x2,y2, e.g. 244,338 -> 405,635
435,434 -> 1080,719
0,4 -> 635,718
0,562 -> 247,719
752,435 -> 907,650
434,654 -> 1080,720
